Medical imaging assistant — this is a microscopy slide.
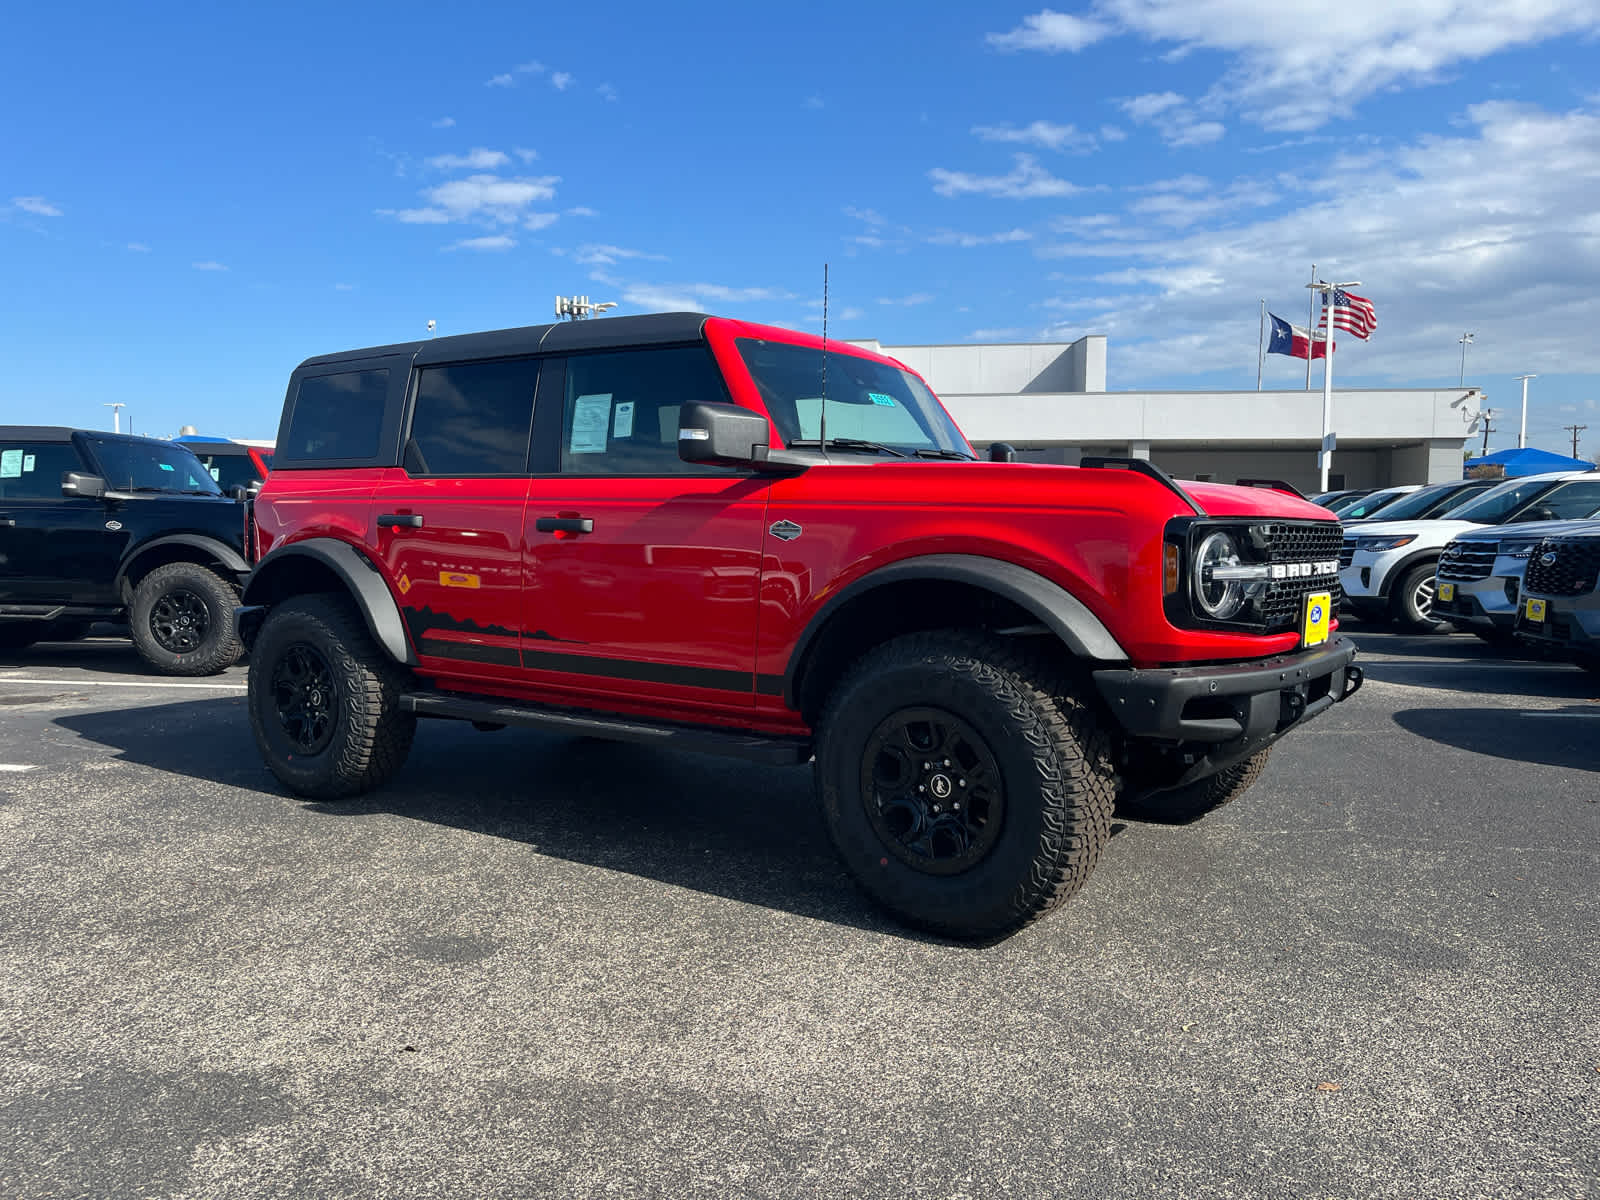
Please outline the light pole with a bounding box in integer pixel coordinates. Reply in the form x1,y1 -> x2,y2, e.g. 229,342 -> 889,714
103,402 -> 125,434
1514,374 -> 1537,449
1458,332 -> 1475,387
1306,278 -> 1361,493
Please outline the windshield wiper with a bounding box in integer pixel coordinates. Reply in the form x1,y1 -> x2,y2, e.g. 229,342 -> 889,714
789,437 -> 908,458
913,447 -> 978,461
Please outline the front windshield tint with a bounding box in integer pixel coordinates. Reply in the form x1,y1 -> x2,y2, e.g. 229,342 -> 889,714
735,338 -> 969,455
1337,489 -> 1409,519
1352,487 -> 1446,521
1443,478 -> 1555,523
84,437 -> 223,495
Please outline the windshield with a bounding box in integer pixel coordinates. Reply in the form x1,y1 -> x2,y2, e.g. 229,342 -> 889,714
1335,488 -> 1411,519
735,338 -> 971,456
190,450 -> 262,492
83,436 -> 223,496
1442,477 -> 1564,523
1361,482 -> 1485,522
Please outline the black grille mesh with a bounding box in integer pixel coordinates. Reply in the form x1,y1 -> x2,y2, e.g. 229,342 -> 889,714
1252,522 -> 1345,632
1523,538 -> 1600,597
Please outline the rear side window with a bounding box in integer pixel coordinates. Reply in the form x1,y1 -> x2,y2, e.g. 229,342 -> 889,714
406,359 -> 540,476
1524,480 -> 1600,520
0,441 -> 83,500
560,346 -> 728,475
281,369 -> 390,464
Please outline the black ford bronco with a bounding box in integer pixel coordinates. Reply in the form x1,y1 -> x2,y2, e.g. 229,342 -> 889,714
0,426 -> 250,675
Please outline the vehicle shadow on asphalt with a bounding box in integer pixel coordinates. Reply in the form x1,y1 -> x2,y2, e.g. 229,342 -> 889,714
1355,658 -> 1600,698
0,637 -> 215,679
1391,704 -> 1600,772
54,698 -> 1032,944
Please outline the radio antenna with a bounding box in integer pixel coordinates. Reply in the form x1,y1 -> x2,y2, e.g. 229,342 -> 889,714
819,263 -> 829,457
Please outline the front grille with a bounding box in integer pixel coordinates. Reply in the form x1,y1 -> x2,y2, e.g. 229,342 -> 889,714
1253,522 -> 1345,631
1339,539 -> 1355,569
1437,540 -> 1496,582
1523,538 -> 1600,596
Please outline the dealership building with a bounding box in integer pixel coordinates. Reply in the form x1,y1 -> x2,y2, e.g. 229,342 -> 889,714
850,334 -> 1484,492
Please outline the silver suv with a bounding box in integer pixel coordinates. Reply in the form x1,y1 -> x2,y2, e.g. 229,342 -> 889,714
1513,529 -> 1600,671
1434,516 -> 1600,644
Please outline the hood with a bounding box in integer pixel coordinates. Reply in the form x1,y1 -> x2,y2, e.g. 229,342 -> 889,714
1178,480 -> 1334,521
1451,517 -> 1600,544
1349,518 -> 1484,538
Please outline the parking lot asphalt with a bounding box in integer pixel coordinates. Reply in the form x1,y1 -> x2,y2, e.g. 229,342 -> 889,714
1,627 -> 1596,1200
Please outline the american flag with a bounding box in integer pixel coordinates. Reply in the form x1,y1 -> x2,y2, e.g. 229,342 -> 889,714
1316,288 -> 1377,340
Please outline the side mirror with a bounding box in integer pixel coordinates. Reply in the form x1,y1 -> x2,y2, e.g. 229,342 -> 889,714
677,402 -> 771,468
988,442 -> 1017,463
62,472 -> 107,499
233,480 -> 263,502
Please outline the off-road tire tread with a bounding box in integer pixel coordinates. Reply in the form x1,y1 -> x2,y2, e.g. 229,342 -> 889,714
816,629 -> 1118,939
1136,747 -> 1272,822
129,561 -> 243,676
248,595 -> 415,799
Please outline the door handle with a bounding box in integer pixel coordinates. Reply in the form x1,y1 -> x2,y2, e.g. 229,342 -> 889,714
377,513 -> 424,529
0,518 -> 14,527
536,516 -> 594,535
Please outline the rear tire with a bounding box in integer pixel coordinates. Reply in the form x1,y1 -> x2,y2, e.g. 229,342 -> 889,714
247,595 -> 416,799
1129,748 -> 1272,823
1391,561 -> 1451,632
129,561 -> 242,676
815,631 -> 1118,941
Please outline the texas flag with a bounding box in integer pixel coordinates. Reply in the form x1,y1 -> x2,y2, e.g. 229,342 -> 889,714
1267,313 -> 1334,360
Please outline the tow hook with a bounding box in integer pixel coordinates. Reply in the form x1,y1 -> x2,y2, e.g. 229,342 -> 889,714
1342,664 -> 1365,700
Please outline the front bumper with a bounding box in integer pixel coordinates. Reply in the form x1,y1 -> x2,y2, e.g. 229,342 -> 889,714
1339,550 -> 1402,600
1514,598 -> 1600,654
1433,577 -> 1518,630
1093,636 -> 1362,746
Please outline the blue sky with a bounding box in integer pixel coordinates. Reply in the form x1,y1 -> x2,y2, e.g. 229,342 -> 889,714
5,0 -> 1599,454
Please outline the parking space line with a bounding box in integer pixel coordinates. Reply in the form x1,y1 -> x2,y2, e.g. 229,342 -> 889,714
0,677 -> 246,690
0,764 -> 37,772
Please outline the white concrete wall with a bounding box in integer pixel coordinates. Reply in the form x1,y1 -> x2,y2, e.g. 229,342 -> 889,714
851,336 -> 1107,394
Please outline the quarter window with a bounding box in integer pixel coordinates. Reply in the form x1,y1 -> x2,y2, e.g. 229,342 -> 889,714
560,347 -> 728,475
407,359 -> 540,476
1527,481 -> 1600,520
0,442 -> 83,500
282,369 -> 390,463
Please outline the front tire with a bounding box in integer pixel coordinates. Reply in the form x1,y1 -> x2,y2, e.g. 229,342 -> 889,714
1391,561 -> 1451,632
815,631 -> 1117,941
247,595 -> 416,799
129,561 -> 242,676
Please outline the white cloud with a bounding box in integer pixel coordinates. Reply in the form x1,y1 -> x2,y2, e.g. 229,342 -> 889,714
805,95 -> 825,110
486,73 -> 514,88
618,282 -> 791,312
1169,120 -> 1225,146
839,307 -> 865,320
1118,92 -> 1226,146
516,60 -> 545,75
12,196 -> 62,217
523,212 -> 559,231
972,120 -> 1097,153
928,228 -> 1034,247
1035,100 -> 1600,381
432,117 -> 456,128
574,243 -> 668,265
127,242 -> 150,252
597,83 -> 619,102
388,207 -> 452,224
426,147 -> 510,170
192,261 -> 228,271
566,206 -> 598,217
446,235 -> 517,252
930,154 -> 1081,199
987,9 -> 1111,52
877,293 -> 936,306
1120,91 -> 1185,122
408,174 -> 560,224
334,282 -> 356,290
1100,124 -> 1128,142
995,2 -> 1600,130
551,72 -> 574,90
969,327 -> 1027,340
513,148 -> 539,163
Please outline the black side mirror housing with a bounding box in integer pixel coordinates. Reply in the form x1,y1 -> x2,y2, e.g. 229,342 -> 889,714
988,442 -> 1017,463
677,402 -> 772,468
61,472 -> 107,499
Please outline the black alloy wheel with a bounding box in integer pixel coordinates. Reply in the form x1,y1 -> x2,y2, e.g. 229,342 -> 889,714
148,588 -> 211,655
861,707 -> 1005,876
270,642 -> 338,755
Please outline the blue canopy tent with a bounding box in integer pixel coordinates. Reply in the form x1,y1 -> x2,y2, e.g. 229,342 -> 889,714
1463,446 -> 1595,477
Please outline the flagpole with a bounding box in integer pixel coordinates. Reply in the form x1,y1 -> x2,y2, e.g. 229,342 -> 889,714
1257,299 -> 1265,390
1305,263 -> 1317,390
1308,278 -> 1362,493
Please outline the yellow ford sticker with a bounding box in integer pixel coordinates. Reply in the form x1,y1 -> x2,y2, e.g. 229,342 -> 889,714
440,571 -> 481,589
1303,591 -> 1333,648
1437,582 -> 1455,602
1524,597 -> 1547,622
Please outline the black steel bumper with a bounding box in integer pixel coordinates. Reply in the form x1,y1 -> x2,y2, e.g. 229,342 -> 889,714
1093,636 -> 1362,746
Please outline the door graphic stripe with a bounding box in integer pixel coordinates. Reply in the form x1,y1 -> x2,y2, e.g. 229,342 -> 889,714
417,638 -> 787,698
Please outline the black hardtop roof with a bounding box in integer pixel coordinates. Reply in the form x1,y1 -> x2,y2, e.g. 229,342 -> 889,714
298,312 -> 713,370
0,426 -> 192,448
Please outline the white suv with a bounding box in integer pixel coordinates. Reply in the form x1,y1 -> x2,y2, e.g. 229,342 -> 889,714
1339,470 -> 1600,631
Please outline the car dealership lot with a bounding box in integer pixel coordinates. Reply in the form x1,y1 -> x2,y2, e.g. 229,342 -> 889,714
1,631 -> 1595,1200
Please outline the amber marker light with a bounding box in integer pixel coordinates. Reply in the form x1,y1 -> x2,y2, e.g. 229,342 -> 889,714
1164,543 -> 1182,594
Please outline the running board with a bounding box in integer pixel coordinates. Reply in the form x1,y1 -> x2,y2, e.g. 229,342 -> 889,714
399,692 -> 813,765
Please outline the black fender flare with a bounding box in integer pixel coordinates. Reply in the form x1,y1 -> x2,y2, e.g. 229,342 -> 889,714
242,537 -> 417,666
1377,547 -> 1442,599
785,553 -> 1127,708
117,534 -> 251,593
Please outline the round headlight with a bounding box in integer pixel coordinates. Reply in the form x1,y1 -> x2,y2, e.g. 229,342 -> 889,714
1194,531 -> 1248,620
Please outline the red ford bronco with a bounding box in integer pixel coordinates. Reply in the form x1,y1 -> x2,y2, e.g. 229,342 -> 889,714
238,313 -> 1361,938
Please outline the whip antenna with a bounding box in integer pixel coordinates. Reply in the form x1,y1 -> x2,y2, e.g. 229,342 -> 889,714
819,263 -> 829,458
